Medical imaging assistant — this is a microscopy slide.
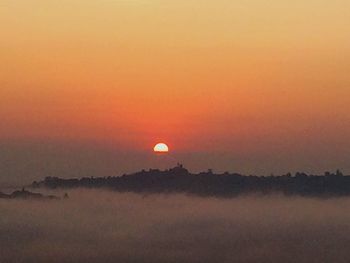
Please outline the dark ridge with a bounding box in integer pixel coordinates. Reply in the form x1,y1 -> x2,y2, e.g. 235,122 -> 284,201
32,164 -> 350,198
0,188 -> 59,200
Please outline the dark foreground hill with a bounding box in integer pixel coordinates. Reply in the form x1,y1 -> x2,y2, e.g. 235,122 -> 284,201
0,188 -> 59,200
32,164 -> 350,197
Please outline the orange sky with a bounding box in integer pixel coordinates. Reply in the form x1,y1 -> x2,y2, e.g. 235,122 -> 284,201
0,0 -> 350,183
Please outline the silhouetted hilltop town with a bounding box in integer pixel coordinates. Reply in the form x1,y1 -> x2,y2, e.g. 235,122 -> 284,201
30,164 -> 350,197
0,188 -> 59,200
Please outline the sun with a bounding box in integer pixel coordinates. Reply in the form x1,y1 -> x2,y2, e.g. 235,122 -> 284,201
153,143 -> 169,153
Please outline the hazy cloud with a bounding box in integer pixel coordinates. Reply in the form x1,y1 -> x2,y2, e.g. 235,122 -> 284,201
1,190 -> 350,263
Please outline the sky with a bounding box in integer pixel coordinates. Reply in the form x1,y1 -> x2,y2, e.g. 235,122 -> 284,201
0,0 -> 350,185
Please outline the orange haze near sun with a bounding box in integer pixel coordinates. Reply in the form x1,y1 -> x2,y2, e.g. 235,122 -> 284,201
1,1 -> 350,173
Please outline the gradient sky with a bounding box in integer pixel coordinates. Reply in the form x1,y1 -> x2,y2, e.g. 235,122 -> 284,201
1,0 -> 350,185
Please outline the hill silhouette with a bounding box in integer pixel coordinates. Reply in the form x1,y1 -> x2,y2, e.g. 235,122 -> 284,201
32,164 -> 350,197
0,188 -> 59,200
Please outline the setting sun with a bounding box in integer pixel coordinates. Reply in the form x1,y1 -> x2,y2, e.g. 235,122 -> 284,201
153,143 -> 169,153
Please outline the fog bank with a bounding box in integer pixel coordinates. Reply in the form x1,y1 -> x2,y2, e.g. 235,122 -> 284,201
1,190 -> 350,263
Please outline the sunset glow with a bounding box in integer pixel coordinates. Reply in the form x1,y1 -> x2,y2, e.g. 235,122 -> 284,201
1,0 -> 350,185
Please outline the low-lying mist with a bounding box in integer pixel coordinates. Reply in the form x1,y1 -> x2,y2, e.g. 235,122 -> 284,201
1,190 -> 350,263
